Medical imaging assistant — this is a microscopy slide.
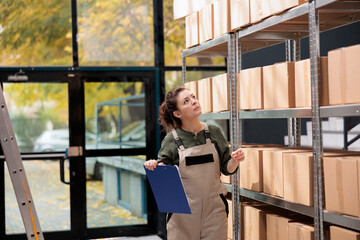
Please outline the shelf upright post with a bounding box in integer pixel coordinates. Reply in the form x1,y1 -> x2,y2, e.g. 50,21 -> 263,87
293,39 -> 302,147
235,32 -> 244,240
285,40 -> 295,147
182,52 -> 186,86
308,1 -> 324,240
228,32 -> 240,240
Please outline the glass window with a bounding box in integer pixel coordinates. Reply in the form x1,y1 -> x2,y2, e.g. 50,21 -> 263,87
5,160 -> 71,234
0,1 -> 72,66
3,83 -> 69,153
165,70 -> 226,93
163,0 -> 225,66
77,0 -> 154,66
85,82 -> 146,150
86,155 -> 147,228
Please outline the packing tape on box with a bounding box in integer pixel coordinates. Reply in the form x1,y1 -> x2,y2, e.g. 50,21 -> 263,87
246,159 -> 250,189
336,158 -> 344,213
292,155 -> 298,203
304,60 -> 310,107
298,224 -> 302,240
275,216 -> 280,240
270,152 -> 275,194
272,67 -> 277,108
250,71 -> 254,109
340,49 -> 346,105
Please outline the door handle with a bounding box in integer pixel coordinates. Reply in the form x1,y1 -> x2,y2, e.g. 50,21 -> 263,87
60,146 -> 82,185
60,157 -> 71,185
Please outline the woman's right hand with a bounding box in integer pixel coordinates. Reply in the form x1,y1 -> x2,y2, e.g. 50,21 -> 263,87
144,159 -> 164,171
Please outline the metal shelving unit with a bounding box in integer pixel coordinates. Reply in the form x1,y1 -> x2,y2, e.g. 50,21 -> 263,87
181,1 -> 360,239
199,111 -> 230,120
182,32 -> 241,240
240,188 -> 314,217
320,104 -> 360,118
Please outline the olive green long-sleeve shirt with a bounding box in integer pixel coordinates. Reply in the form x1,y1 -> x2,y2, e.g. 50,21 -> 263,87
157,123 -> 234,175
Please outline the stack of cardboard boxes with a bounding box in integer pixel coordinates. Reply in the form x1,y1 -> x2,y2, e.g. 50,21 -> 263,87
178,1 -> 360,239
174,0 -> 309,48
184,44 -> 360,114
185,73 -> 230,114
225,145 -> 360,239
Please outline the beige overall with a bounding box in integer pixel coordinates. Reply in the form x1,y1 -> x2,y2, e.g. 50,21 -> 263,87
167,123 -> 228,240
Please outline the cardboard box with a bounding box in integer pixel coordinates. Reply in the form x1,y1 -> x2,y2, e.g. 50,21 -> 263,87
240,147 -> 283,192
263,149 -> 309,198
263,62 -> 295,109
198,77 -> 213,113
212,73 -> 229,112
283,151 -> 355,207
185,11 -> 199,48
288,222 -> 314,240
250,0 -> 272,23
262,149 -> 286,197
266,214 -> 292,240
295,57 -> 329,108
227,199 -> 233,239
323,155 -> 360,217
330,226 -> 360,240
239,67 -> 263,110
199,4 -> 214,43
283,152 -> 314,206
282,0 -> 308,12
184,80 -> 198,99
173,0 -> 210,20
221,173 -> 231,184
213,0 -> 231,38
244,205 -> 267,240
173,0 -> 193,20
231,0 -> 250,30
328,44 -> 360,105
271,0 -> 308,15
240,148 -> 263,192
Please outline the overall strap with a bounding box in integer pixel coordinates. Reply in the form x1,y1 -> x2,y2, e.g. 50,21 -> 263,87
202,123 -> 212,144
171,129 -> 185,151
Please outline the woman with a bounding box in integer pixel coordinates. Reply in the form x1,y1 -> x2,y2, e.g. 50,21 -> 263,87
144,86 -> 244,240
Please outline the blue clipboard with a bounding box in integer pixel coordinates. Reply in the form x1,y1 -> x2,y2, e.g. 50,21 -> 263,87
144,165 -> 191,214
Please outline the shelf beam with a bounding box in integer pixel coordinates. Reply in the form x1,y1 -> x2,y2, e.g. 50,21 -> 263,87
239,188 -> 315,217
240,108 -> 311,119
199,104 -> 360,120
181,34 -> 229,58
320,104 -> 360,117
323,211 -> 360,232
199,111 -> 230,120
238,188 -> 360,232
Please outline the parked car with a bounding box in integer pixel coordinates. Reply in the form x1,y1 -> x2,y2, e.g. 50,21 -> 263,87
33,123 -> 145,180
33,129 -> 69,152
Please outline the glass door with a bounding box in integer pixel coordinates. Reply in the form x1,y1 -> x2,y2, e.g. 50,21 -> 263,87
1,76 -> 73,239
1,70 -> 158,240
80,71 -> 158,239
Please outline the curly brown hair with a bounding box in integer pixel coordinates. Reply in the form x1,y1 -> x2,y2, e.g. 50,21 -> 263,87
158,86 -> 187,132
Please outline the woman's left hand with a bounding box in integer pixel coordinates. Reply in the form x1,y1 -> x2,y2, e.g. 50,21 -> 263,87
231,148 -> 245,163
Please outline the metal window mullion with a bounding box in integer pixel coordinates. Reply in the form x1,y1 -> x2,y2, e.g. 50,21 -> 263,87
228,33 -> 240,240
71,0 -> 79,67
309,1 -> 324,240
